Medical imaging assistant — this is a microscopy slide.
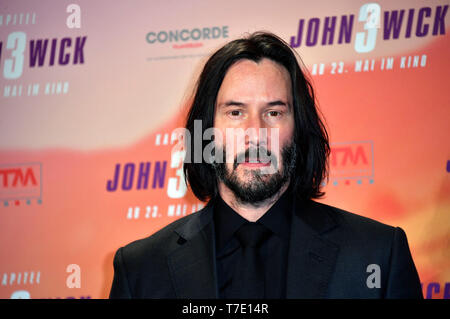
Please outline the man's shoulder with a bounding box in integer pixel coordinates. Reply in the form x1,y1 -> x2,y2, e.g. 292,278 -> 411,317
118,209 -> 203,262
301,200 -> 404,260
306,200 -> 397,239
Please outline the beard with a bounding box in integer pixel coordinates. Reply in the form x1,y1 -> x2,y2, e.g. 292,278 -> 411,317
212,141 -> 297,206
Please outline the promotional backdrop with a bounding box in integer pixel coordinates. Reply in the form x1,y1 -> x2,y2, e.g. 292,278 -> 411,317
0,0 -> 449,299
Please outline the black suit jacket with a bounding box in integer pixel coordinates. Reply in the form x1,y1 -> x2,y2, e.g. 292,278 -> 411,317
109,198 -> 423,298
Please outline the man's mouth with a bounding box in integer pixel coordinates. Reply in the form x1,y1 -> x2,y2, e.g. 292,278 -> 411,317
240,157 -> 271,167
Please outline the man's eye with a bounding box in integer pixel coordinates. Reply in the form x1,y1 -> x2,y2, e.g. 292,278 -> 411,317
230,110 -> 242,117
268,111 -> 281,117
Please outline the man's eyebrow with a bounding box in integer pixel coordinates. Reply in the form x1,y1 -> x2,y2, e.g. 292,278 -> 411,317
219,100 -> 289,107
219,100 -> 246,107
267,100 -> 289,106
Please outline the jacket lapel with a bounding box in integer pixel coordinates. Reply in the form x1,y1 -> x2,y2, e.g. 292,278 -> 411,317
286,199 -> 340,298
167,197 -> 340,299
167,204 -> 218,298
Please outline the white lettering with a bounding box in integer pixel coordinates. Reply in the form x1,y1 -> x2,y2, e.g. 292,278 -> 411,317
66,4 -> 81,28
66,264 -> 81,288
366,264 -> 381,288
355,3 -> 380,53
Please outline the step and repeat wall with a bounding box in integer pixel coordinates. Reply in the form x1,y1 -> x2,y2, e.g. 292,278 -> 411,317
0,0 -> 449,299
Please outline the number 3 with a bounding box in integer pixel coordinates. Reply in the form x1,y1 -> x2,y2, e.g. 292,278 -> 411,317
3,31 -> 26,79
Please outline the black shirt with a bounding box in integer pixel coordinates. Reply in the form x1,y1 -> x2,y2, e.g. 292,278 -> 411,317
213,191 -> 293,298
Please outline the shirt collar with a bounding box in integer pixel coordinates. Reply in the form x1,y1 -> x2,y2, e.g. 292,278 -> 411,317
213,196 -> 247,252
213,190 -> 293,252
258,190 -> 293,242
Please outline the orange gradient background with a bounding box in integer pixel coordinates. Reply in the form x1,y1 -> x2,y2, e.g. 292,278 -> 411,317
0,0 -> 449,298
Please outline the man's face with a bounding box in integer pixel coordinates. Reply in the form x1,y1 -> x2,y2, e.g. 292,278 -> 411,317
213,58 -> 296,204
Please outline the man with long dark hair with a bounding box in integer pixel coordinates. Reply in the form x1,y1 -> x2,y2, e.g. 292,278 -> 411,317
110,32 -> 422,299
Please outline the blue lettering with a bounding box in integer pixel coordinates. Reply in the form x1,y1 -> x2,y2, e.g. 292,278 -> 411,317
58,37 -> 71,65
202,27 -> 210,39
433,5 -> 448,35
426,282 -> 440,299
222,26 -> 229,38
146,26 -> 229,44
157,31 -> 168,43
169,30 -> 178,42
180,29 -> 189,41
106,164 -> 120,191
306,18 -> 320,46
191,28 -> 201,40
122,163 -> 135,191
146,32 -> 156,43
152,161 -> 167,189
444,283 -> 450,299
107,161 -> 168,192
211,27 -> 221,39
137,162 -> 151,190
416,7 -> 431,37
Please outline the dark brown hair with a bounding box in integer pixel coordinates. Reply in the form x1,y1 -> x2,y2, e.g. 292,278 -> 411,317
184,32 -> 329,202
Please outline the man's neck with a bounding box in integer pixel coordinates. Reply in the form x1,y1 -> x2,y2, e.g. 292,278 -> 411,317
217,182 -> 290,222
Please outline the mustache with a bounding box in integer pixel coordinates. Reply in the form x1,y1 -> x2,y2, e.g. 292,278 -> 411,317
234,146 -> 272,164
209,144 -> 281,173
232,146 -> 276,169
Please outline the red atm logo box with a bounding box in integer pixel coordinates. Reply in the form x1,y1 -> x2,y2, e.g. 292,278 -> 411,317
328,141 -> 374,185
0,162 -> 42,206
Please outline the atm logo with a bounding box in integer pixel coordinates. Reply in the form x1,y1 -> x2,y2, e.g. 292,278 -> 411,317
328,141 -> 374,186
0,162 -> 42,206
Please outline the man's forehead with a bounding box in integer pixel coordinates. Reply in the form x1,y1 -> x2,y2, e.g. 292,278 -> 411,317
224,58 -> 290,79
216,58 -> 293,105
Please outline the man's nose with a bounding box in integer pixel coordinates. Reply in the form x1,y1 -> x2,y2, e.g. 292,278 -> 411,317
245,114 -> 266,146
